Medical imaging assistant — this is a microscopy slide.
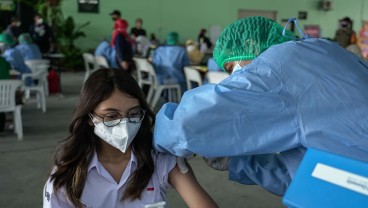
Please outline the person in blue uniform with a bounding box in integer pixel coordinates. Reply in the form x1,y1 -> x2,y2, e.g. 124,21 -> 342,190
16,33 -> 42,61
152,32 -> 189,93
0,33 -> 32,85
153,16 -> 368,196
95,37 -> 118,68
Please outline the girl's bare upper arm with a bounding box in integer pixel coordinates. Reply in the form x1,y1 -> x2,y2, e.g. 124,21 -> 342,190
168,163 -> 218,208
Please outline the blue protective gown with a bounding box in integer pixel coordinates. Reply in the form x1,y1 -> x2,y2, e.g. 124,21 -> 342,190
95,40 -> 118,68
16,43 -> 42,61
153,38 -> 368,195
152,45 -> 190,92
3,47 -> 32,86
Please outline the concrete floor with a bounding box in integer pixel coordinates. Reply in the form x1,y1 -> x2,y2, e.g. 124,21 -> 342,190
0,71 -> 285,208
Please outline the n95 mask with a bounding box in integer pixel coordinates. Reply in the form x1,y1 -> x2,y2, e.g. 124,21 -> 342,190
90,117 -> 142,153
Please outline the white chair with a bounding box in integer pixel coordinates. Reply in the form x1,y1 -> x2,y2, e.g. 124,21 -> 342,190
95,55 -> 109,68
206,71 -> 229,84
0,80 -> 23,140
82,53 -> 97,82
22,70 -> 47,113
134,58 -> 181,109
184,67 -> 203,90
25,59 -> 50,96
134,57 -> 154,103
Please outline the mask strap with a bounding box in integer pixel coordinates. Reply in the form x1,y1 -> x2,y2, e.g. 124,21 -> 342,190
282,17 -> 309,40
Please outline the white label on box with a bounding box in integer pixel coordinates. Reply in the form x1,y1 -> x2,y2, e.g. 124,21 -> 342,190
311,163 -> 368,196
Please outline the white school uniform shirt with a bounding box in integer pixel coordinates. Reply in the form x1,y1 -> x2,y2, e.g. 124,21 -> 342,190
43,151 -> 176,208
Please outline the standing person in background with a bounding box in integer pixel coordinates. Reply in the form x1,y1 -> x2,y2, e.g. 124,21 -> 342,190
197,28 -> 212,53
110,10 -> 128,31
112,20 -> 134,72
16,33 -> 42,61
334,17 -> 357,48
5,16 -> 23,40
29,13 -> 55,54
130,18 -> 146,38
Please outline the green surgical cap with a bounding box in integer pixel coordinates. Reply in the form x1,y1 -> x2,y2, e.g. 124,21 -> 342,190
0,33 -> 16,46
213,16 -> 295,70
18,33 -> 33,44
166,32 -> 179,45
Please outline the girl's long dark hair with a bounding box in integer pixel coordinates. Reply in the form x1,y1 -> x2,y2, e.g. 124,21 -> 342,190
50,69 -> 155,207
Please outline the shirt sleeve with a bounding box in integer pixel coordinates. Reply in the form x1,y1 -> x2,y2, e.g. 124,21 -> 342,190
43,178 -> 74,208
154,153 -> 177,190
153,60 -> 300,158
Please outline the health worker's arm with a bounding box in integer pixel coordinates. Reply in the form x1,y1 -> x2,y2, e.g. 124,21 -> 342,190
153,67 -> 300,158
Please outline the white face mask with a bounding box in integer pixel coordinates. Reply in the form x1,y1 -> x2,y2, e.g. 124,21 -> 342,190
186,45 -> 196,52
15,22 -> 21,27
36,18 -> 43,25
90,116 -> 142,153
232,62 -> 243,75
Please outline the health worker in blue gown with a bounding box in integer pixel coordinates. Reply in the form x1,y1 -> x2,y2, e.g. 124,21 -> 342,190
16,33 -> 42,61
95,37 -> 118,68
152,32 -> 189,93
0,33 -> 32,85
153,16 -> 368,196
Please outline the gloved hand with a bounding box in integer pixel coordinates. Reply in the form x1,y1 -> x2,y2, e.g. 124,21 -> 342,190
203,157 -> 229,171
176,157 -> 189,174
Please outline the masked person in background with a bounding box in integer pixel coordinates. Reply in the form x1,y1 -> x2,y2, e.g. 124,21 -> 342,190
0,33 -> 32,85
16,33 -> 42,61
5,16 -> 23,40
43,69 -> 218,208
186,39 -> 204,65
29,13 -> 55,54
334,16 -> 357,48
153,16 -> 368,196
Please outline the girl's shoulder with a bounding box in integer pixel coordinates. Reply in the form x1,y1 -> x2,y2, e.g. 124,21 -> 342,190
151,151 -> 177,188
151,151 -> 177,169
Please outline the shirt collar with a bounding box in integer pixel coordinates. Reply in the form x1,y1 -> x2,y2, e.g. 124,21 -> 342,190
88,149 -> 138,172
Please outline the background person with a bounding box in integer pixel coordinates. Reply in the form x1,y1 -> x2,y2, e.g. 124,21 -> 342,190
4,16 -> 23,40
130,18 -> 146,38
152,32 -> 189,93
0,33 -> 32,85
16,33 -> 42,61
153,16 -> 368,196
43,68 -> 218,208
112,19 -> 134,72
197,28 -> 212,53
334,16 -> 357,48
95,36 -> 118,68
29,13 -> 55,54
186,39 -> 204,65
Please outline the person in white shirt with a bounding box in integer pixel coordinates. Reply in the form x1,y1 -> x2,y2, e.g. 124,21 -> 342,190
43,68 -> 218,208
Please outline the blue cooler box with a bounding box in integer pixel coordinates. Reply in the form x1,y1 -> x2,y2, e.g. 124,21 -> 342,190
283,148 -> 368,208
